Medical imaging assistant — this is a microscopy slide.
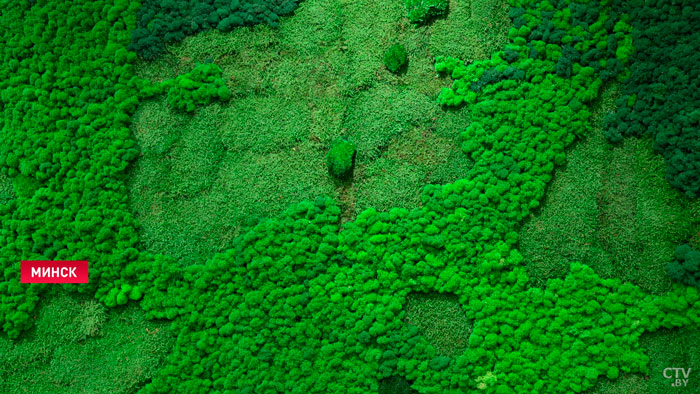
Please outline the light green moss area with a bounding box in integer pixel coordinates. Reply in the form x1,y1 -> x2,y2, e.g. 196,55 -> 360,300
404,292 -> 472,357
519,85 -> 700,294
0,175 -> 13,204
0,290 -> 173,394
128,0 -> 510,265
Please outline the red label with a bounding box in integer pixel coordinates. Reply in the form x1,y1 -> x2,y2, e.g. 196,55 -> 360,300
20,261 -> 89,283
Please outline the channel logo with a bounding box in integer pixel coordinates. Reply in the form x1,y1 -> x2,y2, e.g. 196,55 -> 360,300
20,261 -> 89,283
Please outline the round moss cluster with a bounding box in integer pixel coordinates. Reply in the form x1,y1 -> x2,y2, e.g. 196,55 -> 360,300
383,44 -> 408,73
405,0 -> 449,24
326,139 -> 356,179
667,244 -> 700,288
163,63 -> 231,113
